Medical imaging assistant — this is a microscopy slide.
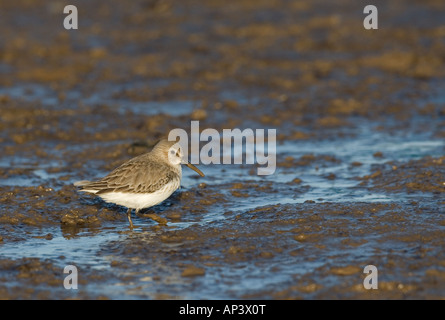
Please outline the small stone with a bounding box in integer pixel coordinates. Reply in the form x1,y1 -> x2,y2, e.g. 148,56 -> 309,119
293,234 -> 308,242
181,265 -> 205,277
191,109 -> 207,120
330,266 -> 361,276
373,151 -> 384,158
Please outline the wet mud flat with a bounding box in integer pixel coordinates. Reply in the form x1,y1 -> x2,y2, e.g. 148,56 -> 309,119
1,0 -> 445,299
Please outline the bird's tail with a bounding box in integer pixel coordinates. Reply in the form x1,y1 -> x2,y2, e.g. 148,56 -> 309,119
74,180 -> 101,194
74,180 -> 91,187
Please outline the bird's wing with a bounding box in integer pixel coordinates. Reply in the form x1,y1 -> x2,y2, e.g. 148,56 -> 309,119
78,156 -> 179,194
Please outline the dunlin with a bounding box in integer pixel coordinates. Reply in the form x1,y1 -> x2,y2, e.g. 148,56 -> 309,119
75,139 -> 204,228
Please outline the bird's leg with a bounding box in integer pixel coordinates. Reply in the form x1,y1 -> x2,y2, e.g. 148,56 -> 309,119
127,208 -> 134,229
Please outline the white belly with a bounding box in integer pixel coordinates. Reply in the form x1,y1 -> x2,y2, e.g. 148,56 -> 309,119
96,181 -> 179,210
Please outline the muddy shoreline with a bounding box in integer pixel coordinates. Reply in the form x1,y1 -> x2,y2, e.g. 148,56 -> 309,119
0,0 -> 444,299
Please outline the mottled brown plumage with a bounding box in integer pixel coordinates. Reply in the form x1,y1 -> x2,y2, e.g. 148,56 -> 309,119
75,139 -> 204,228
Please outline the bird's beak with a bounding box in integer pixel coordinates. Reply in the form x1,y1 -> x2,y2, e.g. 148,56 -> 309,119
185,161 -> 205,177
